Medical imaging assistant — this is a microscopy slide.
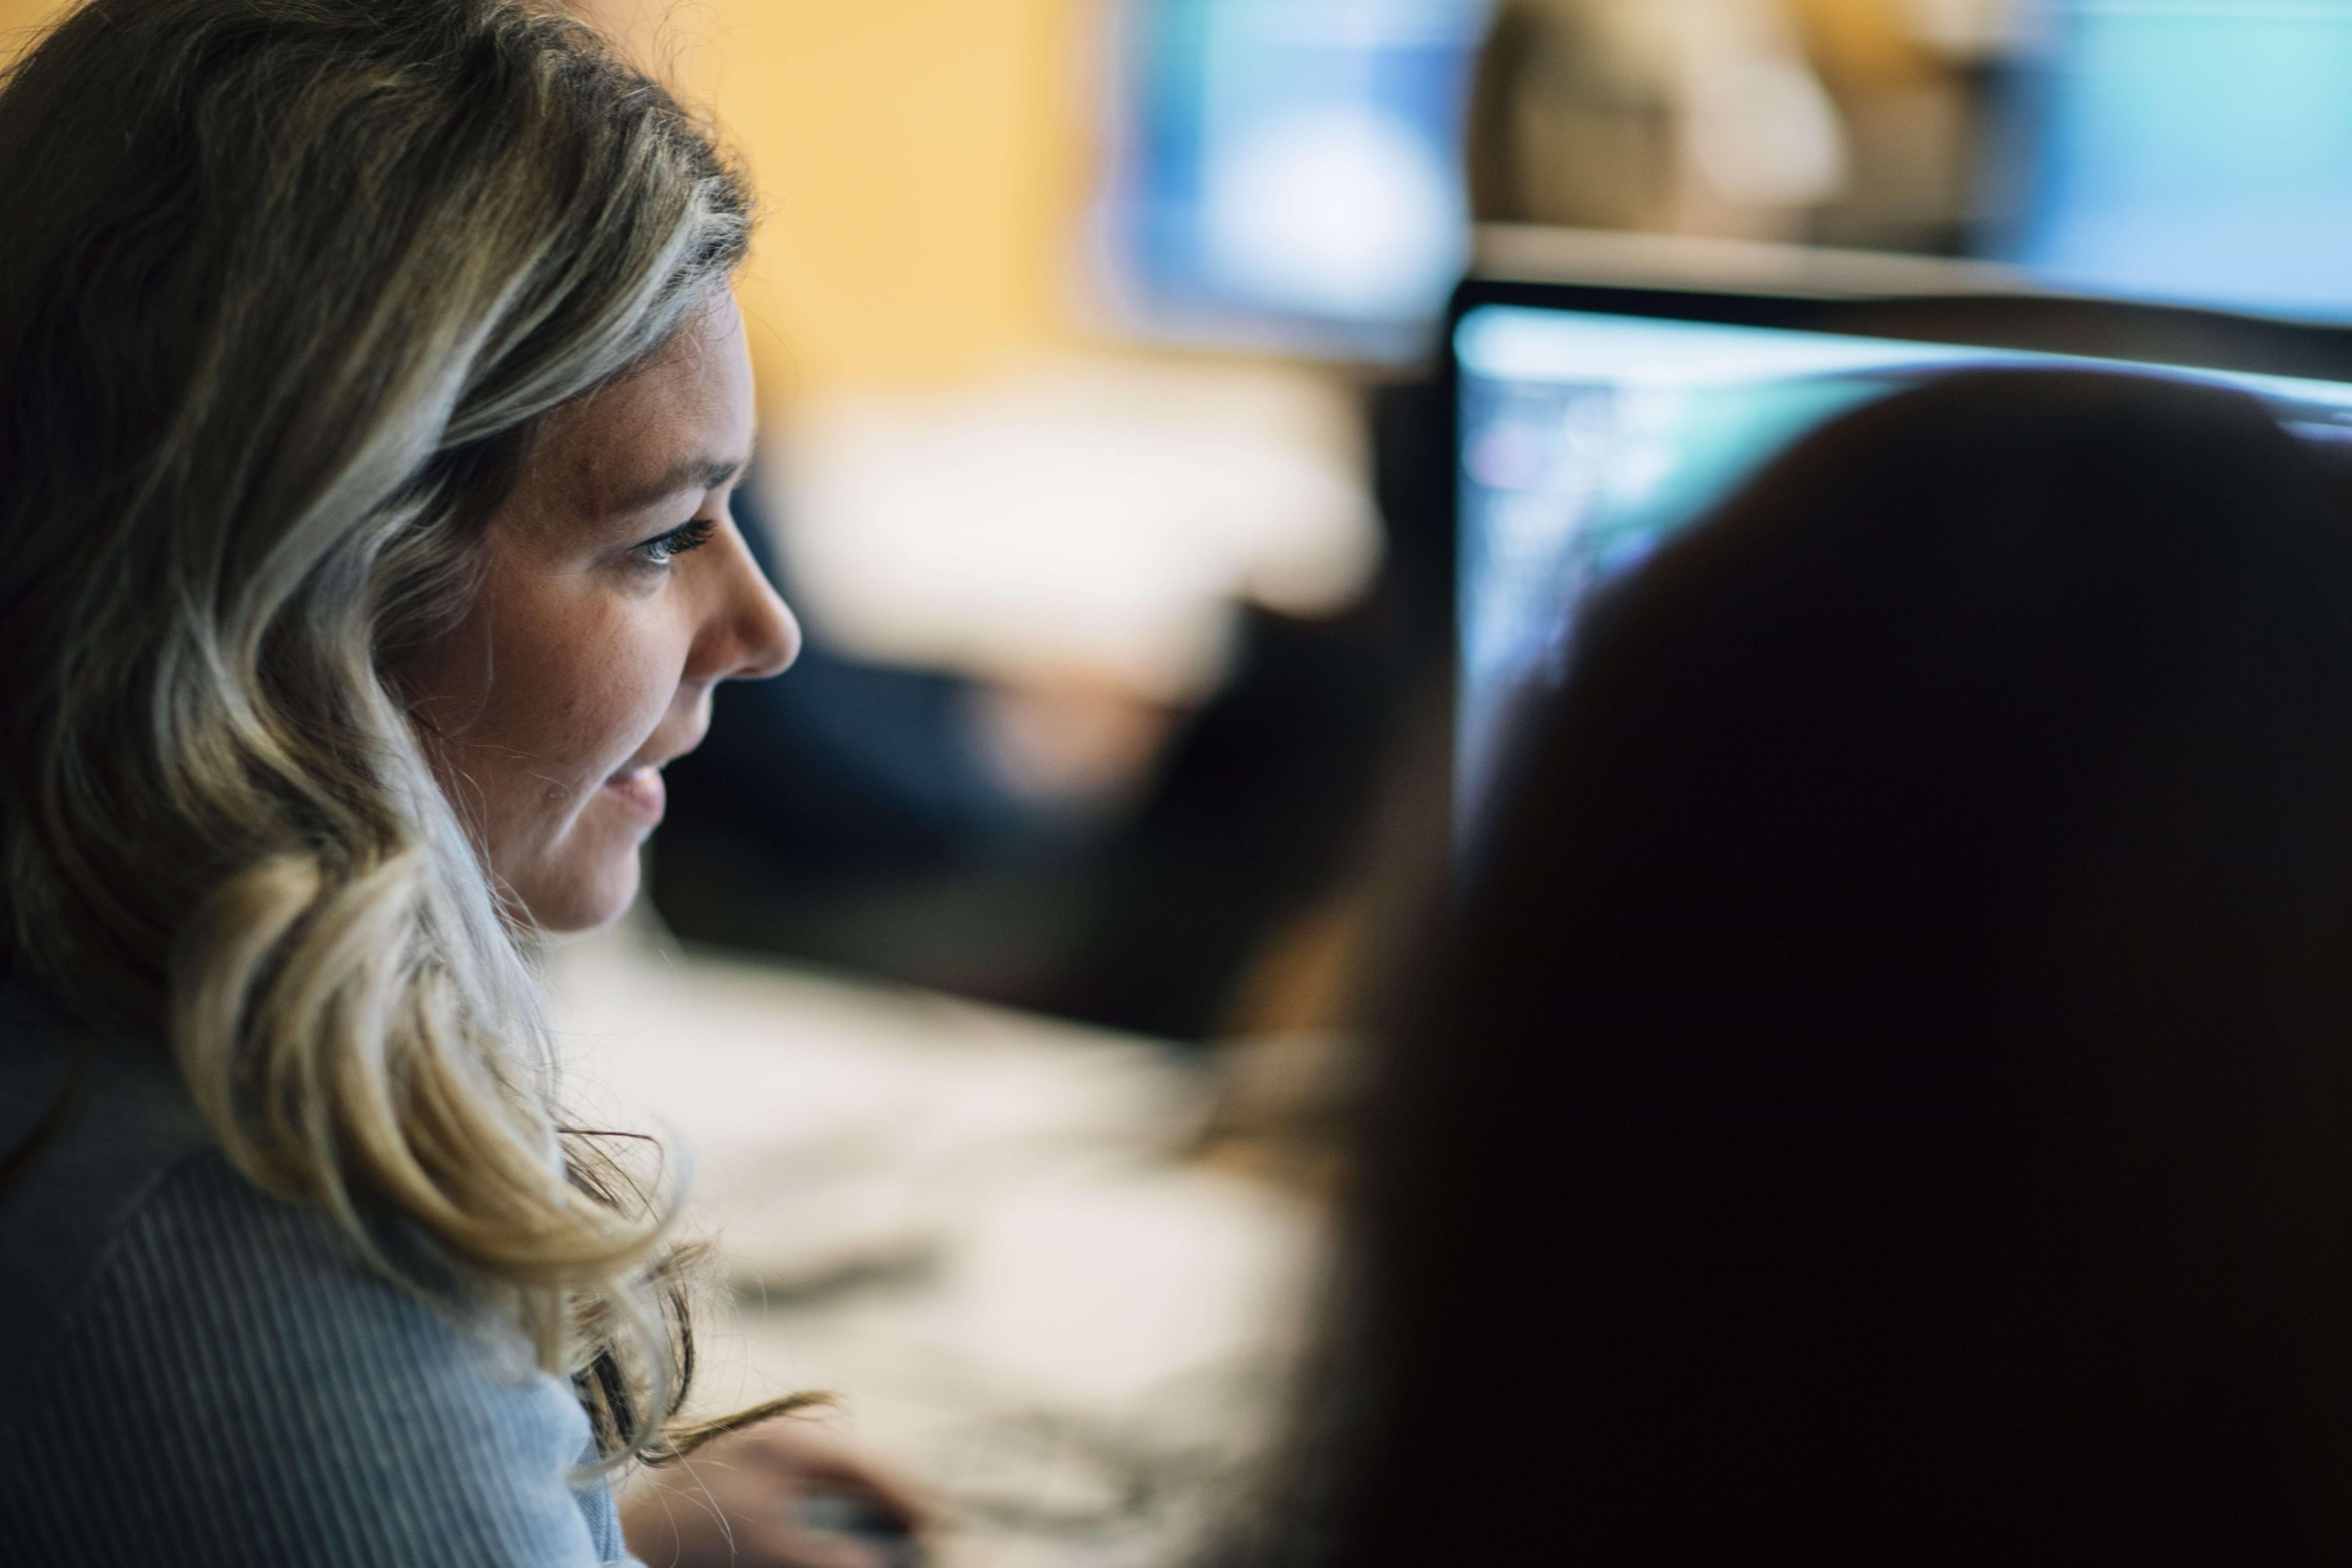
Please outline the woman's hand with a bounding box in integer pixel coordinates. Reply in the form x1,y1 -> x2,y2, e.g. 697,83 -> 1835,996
618,1418 -> 926,1568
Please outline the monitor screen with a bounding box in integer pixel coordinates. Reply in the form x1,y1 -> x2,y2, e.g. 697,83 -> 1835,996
2014,2 -> 2352,322
1453,300 -> 2352,823
1104,0 -> 1490,359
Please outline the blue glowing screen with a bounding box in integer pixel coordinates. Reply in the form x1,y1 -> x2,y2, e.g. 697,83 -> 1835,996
2016,2 -> 2352,319
1454,303 -> 2352,820
1109,0 -> 1491,356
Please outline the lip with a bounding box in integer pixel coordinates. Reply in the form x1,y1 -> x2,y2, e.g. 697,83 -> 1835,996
602,762 -> 667,826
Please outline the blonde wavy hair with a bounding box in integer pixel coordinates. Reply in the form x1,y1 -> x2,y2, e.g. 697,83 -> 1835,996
0,0 -> 774,1462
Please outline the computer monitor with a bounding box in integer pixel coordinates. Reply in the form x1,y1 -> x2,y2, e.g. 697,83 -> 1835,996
2010,1 -> 2352,322
1102,0 -> 1489,360
1449,227 -> 2352,830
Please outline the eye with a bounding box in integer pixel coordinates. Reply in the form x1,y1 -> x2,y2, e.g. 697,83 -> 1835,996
631,517 -> 718,568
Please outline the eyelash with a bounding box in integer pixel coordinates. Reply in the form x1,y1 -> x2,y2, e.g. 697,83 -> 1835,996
634,517 -> 718,567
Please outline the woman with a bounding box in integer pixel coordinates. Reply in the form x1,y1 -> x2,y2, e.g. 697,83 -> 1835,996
0,2 -> 900,1563
1245,369 -> 2352,1562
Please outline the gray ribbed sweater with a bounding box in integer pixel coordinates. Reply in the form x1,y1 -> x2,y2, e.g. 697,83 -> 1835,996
0,981 -> 638,1566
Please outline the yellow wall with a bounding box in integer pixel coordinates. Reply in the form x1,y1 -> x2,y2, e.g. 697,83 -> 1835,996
627,0 -> 1092,401
0,0 -> 65,49
0,0 -> 1095,402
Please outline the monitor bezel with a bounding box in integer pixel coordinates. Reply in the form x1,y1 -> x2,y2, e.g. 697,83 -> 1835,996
1452,225 -> 2352,380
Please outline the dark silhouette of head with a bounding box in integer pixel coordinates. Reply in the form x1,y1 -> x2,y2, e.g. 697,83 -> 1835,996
1307,369 -> 2352,1562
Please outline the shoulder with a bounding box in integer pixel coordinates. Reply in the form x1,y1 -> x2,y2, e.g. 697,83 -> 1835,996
0,987 -> 636,1566
0,979 -> 219,1370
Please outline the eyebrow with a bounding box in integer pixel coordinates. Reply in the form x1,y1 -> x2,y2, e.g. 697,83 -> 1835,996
607,453 -> 749,519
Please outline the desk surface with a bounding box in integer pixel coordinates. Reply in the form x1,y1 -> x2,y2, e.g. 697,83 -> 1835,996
546,917 -> 1326,1568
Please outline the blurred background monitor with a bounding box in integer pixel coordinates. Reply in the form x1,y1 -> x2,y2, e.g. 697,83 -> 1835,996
2010,0 -> 2352,320
1099,0 -> 1493,358
1450,231 -> 2352,831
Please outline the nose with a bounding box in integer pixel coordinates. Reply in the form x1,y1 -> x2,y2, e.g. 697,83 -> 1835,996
693,517 -> 801,683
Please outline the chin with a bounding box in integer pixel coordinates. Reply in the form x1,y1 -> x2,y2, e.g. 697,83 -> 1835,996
516,850 -> 644,935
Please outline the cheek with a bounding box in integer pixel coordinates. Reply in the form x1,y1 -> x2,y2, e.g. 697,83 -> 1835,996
411,570 -> 681,855
497,606 -> 680,805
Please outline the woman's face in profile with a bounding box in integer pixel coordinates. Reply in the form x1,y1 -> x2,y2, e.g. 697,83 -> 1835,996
402,295 -> 799,932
